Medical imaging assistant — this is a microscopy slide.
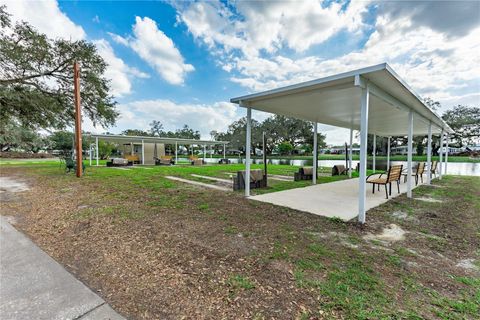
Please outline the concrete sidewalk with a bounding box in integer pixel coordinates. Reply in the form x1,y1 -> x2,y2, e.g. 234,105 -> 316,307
0,216 -> 125,320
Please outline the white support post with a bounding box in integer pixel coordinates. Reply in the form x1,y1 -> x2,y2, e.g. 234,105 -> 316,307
372,134 -> 376,172
439,130 -> 444,180
95,137 -> 99,166
203,145 -> 206,161
444,134 -> 448,174
387,136 -> 391,171
89,144 -> 92,166
313,122 -> 318,184
358,86 -> 369,224
427,122 -> 432,184
348,128 -> 353,178
141,139 -> 145,165
223,143 -> 226,159
175,142 -> 178,164
407,111 -> 414,198
245,107 -> 252,197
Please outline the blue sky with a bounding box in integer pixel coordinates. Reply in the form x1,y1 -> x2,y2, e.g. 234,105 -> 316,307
2,0 -> 480,144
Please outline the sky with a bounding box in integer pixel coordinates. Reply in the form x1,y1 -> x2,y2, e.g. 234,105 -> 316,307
2,0 -> 480,145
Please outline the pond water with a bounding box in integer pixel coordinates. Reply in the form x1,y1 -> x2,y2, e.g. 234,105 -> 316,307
199,157 -> 480,176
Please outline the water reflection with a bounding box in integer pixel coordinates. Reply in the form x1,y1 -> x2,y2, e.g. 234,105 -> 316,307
199,157 -> 480,176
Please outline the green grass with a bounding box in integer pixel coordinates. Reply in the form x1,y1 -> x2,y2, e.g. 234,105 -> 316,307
227,275 -> 255,290
2,158 -> 479,319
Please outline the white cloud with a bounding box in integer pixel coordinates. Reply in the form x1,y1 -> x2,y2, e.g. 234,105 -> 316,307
111,16 -> 194,85
175,0 -> 480,146
103,99 -> 238,139
176,0 -> 370,56
0,0 -> 86,40
93,39 -> 149,97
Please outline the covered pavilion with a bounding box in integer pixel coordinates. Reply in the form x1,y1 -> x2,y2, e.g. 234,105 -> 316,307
88,134 -> 229,165
231,63 -> 454,223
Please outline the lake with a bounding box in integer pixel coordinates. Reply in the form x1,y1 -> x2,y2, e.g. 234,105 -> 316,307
200,157 -> 480,176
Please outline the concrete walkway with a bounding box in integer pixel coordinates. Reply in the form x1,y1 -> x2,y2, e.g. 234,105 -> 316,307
0,216 -> 125,320
165,176 -> 230,191
250,177 -> 424,221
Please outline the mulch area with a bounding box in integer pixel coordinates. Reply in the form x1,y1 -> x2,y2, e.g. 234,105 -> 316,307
1,166 -> 478,319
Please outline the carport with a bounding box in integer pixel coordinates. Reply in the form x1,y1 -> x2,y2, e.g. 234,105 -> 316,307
230,63 -> 454,223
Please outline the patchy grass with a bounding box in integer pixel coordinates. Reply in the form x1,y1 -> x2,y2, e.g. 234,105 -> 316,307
1,163 -> 479,319
227,275 -> 256,290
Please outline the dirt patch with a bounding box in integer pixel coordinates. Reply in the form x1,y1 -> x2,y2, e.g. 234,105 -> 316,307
1,167 -> 479,319
364,224 -> 407,242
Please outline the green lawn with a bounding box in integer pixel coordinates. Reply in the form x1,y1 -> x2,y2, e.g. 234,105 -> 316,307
0,162 -> 479,319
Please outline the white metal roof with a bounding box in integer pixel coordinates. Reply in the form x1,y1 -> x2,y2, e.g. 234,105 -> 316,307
231,63 -> 453,136
89,134 -> 229,146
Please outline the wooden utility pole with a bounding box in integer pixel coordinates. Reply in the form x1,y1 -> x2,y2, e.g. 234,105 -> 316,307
73,62 -> 82,177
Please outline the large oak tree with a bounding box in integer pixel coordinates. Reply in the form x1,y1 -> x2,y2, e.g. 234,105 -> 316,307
0,6 -> 118,130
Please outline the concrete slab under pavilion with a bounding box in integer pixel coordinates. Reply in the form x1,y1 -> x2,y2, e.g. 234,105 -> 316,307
250,177 -> 423,221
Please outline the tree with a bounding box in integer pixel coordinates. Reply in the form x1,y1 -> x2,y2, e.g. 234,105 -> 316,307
262,115 -> 324,153
149,120 -> 164,136
277,141 -> 294,155
424,97 -> 441,111
0,6 -> 118,130
175,124 -> 201,139
442,105 -> 480,146
0,122 -> 47,152
121,129 -> 149,136
98,140 -> 116,159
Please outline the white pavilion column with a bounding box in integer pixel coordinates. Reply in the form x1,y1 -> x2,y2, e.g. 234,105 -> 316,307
141,139 -> 145,165
203,145 -> 206,161
372,134 -> 376,172
89,144 -> 92,166
245,107 -> 252,197
444,134 -> 448,174
348,128 -> 353,178
223,143 -> 226,159
439,130 -> 444,180
95,137 -> 99,166
313,122 -> 318,185
407,111 -> 414,198
175,142 -> 178,164
358,86 -> 369,224
387,136 -> 391,171
426,122 -> 432,184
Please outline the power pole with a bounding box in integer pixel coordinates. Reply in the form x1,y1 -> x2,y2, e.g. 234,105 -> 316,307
74,62 -> 82,177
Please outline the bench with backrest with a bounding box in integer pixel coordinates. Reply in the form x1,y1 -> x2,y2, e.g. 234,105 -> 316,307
366,164 -> 403,199
189,155 -> 204,166
125,155 -> 140,164
332,164 -> 347,176
233,169 -> 267,191
294,167 -> 316,181
106,158 -> 130,167
430,160 -> 438,178
64,157 -> 86,173
155,155 -> 174,166
402,162 -> 425,185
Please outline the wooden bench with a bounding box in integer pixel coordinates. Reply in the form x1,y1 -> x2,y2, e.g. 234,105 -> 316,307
155,155 -> 174,166
125,155 -> 140,164
106,158 -> 131,167
402,162 -> 425,185
332,165 -> 347,176
294,167 -> 315,181
189,155 -> 204,166
233,169 -> 267,191
366,165 -> 403,199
